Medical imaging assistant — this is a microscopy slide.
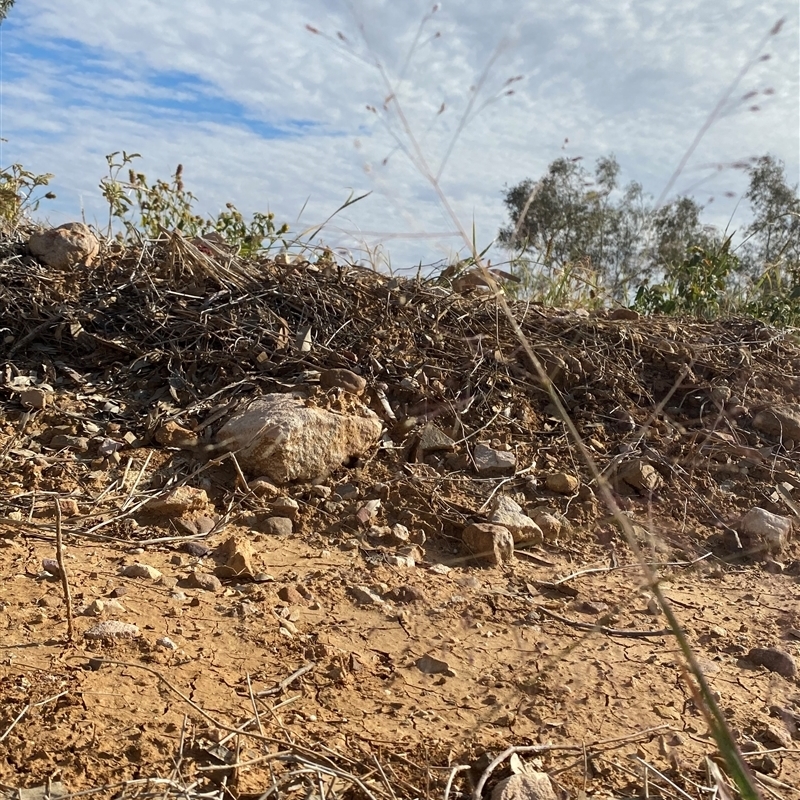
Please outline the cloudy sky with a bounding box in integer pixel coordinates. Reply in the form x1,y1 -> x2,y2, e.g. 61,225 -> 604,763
1,0 -> 798,271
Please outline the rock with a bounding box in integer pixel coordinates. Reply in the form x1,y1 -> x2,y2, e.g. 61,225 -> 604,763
384,553 -> 415,567
618,459 -> 663,493
20,387 -> 48,410
462,523 -> 515,566
182,541 -> 212,558
155,421 -> 199,449
258,516 -> 293,536
473,443 -> 516,477
58,498 -> 80,517
174,514 -> 218,536
334,482 -> 360,500
349,585 -> 384,605
278,585 -> 306,604
491,772 -> 558,800
546,472 -> 580,494
356,499 -> 381,525
121,563 -> 162,580
214,535 -> 256,578
770,706 -> 800,741
387,524 -> 410,545
319,368 -> 367,395
13,783 -> 69,800
42,558 -> 60,577
251,478 -> 280,499
156,636 -> 178,650
146,486 -> 210,516
83,599 -> 105,617
488,496 -> 542,545
737,507 -> 792,556
747,647 -> 796,678
215,393 -> 382,483
383,584 -> 426,604
415,654 -> 453,675
575,600 -> 609,615
84,620 -> 140,640
417,423 -> 456,457
270,497 -> 300,519
530,508 -> 563,542
753,404 -> 800,442
49,434 -> 90,452
28,222 -> 99,270
188,571 -> 222,593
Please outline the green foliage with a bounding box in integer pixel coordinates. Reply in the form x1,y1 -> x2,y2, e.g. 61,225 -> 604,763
633,234 -> 738,317
740,154 -> 800,275
0,163 -> 55,228
100,151 -> 289,256
499,155 -> 705,302
0,0 -> 15,24
501,152 -> 800,324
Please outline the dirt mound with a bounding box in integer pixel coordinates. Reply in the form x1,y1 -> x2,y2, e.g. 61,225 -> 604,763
1,231 -> 798,799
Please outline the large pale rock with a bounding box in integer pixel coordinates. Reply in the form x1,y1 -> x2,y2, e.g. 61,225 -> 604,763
28,222 -> 99,270
736,507 -> 792,556
215,393 -> 382,483
753,405 -> 800,442
489,495 -> 542,545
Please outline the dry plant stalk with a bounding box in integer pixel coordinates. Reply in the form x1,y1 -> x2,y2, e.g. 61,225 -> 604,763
54,497 -> 75,642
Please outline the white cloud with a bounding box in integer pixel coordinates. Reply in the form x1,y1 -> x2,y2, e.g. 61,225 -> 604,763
2,0 -> 797,268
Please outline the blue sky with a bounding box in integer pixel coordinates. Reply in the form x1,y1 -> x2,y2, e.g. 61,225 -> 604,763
1,0 -> 798,270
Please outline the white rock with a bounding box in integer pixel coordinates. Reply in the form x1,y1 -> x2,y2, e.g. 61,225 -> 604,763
349,585 -> 385,605
737,507 -> 792,555
215,393 -> 382,483
84,620 -> 140,640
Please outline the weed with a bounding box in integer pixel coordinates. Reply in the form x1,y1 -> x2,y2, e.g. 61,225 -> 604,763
634,234 -> 739,318
0,163 -> 55,230
100,151 -> 289,255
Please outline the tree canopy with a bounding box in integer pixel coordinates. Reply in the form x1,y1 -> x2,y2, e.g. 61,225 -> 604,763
499,153 -> 799,311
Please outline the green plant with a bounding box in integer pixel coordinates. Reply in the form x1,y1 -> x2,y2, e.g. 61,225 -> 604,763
100,151 -> 289,254
0,163 -> 55,228
634,234 -> 739,317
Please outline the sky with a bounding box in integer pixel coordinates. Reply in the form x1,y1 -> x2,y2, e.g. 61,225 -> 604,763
1,0 -> 798,272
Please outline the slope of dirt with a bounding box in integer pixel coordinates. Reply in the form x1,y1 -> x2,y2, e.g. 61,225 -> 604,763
0,230 -> 799,800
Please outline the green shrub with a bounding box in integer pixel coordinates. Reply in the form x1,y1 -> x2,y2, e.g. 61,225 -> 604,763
100,151 -> 289,256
